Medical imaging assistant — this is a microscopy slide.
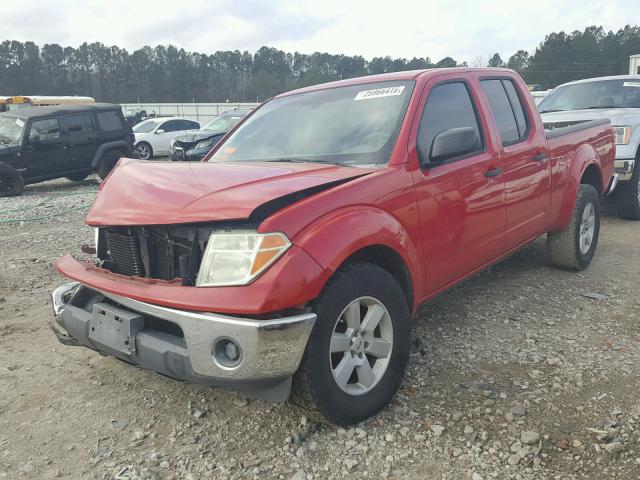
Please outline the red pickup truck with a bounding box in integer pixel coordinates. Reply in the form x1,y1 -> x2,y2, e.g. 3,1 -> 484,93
52,68 -> 615,426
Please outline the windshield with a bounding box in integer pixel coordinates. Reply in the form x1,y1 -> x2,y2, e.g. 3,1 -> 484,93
133,119 -> 162,133
539,79 -> 640,112
202,115 -> 244,134
209,80 -> 414,166
0,115 -> 25,143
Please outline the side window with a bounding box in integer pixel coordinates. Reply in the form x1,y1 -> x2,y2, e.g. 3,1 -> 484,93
184,120 -> 199,130
62,114 -> 94,142
502,80 -> 529,138
480,79 -> 529,145
28,118 -> 61,143
417,82 -> 484,164
161,120 -> 181,132
96,111 -> 124,132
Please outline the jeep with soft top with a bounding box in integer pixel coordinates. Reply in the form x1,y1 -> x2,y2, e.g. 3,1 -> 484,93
0,103 -> 134,196
52,68 -> 614,425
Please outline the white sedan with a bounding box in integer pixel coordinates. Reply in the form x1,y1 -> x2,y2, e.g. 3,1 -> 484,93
133,117 -> 200,159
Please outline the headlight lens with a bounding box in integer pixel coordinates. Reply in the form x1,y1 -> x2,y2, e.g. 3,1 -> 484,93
613,126 -> 632,145
195,139 -> 215,150
170,138 -> 177,148
196,232 -> 291,287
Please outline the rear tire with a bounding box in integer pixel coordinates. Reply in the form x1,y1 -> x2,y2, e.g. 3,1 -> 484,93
547,184 -> 600,270
292,262 -> 411,426
614,161 -> 640,220
97,150 -> 124,179
0,163 -> 24,197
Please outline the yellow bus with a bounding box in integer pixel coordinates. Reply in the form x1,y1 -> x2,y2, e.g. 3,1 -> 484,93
0,95 -> 95,112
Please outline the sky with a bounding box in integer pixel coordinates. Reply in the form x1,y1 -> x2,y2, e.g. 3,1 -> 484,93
2,0 -> 637,63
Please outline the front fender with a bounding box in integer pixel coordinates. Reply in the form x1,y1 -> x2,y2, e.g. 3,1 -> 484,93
293,206 -> 423,310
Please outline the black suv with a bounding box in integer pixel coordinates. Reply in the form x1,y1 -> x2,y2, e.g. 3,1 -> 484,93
168,109 -> 251,161
0,103 -> 134,197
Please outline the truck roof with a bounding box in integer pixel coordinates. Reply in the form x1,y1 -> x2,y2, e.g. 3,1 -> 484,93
276,67 -> 517,98
3,102 -> 121,119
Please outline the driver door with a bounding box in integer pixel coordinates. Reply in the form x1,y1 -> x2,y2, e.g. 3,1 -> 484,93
152,120 -> 186,155
24,117 -> 69,178
410,77 -> 507,294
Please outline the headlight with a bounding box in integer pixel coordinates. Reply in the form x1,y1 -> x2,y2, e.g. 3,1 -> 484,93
170,138 -> 177,148
613,126 -> 632,145
195,139 -> 215,150
196,232 -> 291,287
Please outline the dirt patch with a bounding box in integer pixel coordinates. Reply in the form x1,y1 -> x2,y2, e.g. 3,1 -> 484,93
1,178 -> 639,479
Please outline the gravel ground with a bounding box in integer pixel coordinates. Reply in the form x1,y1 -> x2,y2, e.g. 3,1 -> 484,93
0,176 -> 639,480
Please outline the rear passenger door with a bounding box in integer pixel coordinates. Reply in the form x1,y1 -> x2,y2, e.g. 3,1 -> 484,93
61,113 -> 97,170
479,77 -> 551,247
411,78 -> 507,293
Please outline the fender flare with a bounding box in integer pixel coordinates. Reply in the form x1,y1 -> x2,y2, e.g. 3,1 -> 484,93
293,206 -> 424,311
90,141 -> 131,169
549,143 -> 603,231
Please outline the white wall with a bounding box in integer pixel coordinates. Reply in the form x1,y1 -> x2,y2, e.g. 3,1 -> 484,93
120,102 -> 260,123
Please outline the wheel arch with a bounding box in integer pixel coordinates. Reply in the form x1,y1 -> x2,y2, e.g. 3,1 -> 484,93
294,206 -> 422,313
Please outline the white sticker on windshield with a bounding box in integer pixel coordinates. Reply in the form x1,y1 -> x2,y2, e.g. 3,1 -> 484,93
623,81 -> 640,88
15,119 -> 24,127
355,86 -> 405,101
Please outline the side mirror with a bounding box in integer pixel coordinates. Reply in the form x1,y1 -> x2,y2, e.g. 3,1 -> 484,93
156,129 -> 165,134
421,127 -> 480,166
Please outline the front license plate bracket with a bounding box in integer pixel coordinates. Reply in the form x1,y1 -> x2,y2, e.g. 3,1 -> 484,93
89,303 -> 144,356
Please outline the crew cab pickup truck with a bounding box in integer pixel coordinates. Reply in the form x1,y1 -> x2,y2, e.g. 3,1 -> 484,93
51,68 -> 615,426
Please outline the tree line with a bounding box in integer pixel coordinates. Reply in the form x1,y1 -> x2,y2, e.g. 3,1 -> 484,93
1,25 -> 639,103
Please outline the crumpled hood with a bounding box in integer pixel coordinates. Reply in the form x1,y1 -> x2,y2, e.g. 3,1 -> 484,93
541,108 -> 640,127
86,159 -> 373,226
174,130 -> 221,144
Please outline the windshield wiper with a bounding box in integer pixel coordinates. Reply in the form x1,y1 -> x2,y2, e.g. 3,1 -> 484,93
260,157 -> 338,164
539,109 -> 565,114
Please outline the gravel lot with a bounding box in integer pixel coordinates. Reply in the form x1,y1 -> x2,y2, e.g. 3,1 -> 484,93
0,176 -> 639,480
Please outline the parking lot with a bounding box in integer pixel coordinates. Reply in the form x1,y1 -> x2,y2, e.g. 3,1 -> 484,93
0,177 -> 639,480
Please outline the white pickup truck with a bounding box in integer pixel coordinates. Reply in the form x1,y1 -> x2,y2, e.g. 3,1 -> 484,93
540,75 -> 640,220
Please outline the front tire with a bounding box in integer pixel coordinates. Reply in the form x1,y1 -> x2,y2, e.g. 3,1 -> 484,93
547,184 -> 600,270
292,263 -> 411,426
614,161 -> 640,220
0,163 -> 24,197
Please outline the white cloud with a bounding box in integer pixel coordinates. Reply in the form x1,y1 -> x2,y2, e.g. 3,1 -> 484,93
1,0 -> 637,63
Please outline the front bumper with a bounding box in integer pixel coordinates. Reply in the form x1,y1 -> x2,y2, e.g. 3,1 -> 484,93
51,282 -> 316,401
615,158 -> 636,181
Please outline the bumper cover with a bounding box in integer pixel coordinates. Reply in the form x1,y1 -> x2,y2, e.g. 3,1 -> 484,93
615,158 -> 636,181
51,282 -> 316,401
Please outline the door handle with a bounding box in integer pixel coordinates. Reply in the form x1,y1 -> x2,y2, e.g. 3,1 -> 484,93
485,167 -> 503,178
532,152 -> 546,162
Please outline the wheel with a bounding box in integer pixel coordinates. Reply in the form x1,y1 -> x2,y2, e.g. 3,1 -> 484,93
65,172 -> 90,182
292,262 -> 411,426
547,184 -> 600,270
0,163 -> 24,197
134,142 -> 153,160
614,160 -> 640,220
97,150 -> 124,179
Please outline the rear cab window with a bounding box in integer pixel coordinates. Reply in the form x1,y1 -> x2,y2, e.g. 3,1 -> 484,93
480,79 -> 530,146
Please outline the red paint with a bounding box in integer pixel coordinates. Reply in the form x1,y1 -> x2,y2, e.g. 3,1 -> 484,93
56,68 -> 615,315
